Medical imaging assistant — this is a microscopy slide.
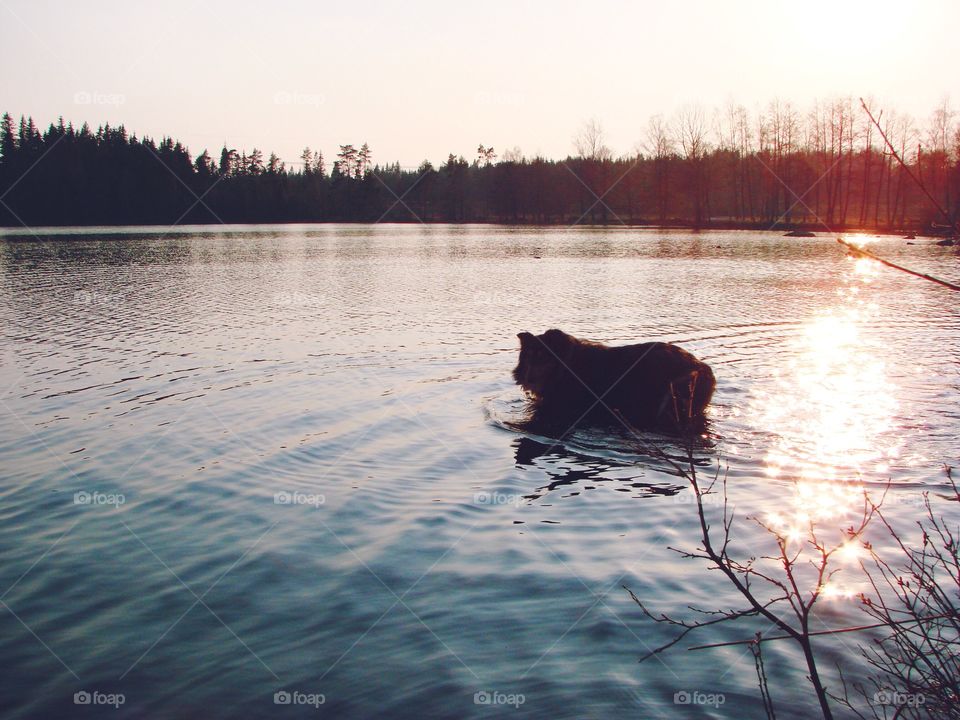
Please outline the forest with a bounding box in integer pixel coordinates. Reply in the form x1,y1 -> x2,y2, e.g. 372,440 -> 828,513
1,98 -> 958,232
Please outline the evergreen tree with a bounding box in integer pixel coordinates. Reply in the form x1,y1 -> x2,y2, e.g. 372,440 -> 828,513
0,112 -> 16,162
300,146 -> 313,175
267,152 -> 283,174
248,148 -> 264,175
357,143 -> 371,177
195,150 -> 214,178
219,146 -> 237,176
337,144 -> 357,178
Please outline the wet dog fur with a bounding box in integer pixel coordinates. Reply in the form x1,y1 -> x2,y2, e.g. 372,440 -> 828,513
513,329 -> 715,433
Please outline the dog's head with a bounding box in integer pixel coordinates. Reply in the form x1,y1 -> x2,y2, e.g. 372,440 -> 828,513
513,329 -> 576,398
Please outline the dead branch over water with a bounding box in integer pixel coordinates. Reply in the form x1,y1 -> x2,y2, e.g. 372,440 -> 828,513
837,238 -> 960,292
623,416 -> 958,719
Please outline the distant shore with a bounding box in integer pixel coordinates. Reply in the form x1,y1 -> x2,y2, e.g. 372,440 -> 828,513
4,112 -> 958,237
0,219 -> 952,240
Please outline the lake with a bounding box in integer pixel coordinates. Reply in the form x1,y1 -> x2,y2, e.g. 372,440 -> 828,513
0,224 -> 957,719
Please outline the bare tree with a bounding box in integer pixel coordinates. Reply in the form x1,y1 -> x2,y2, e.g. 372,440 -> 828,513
625,434 -> 876,720
828,469 -> 960,720
573,118 -> 612,161
643,114 -> 674,224
924,98 -> 955,219
722,103 -> 756,220
676,104 -> 709,160
501,145 -> 524,163
674,104 -> 710,226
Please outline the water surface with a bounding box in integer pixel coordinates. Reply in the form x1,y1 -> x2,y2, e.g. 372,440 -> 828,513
0,225 -> 957,718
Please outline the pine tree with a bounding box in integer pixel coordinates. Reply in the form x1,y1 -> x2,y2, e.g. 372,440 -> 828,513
357,143 -> 371,177
300,146 -> 314,175
18,116 -> 41,154
219,146 -> 237,176
0,112 -> 16,163
337,144 -> 357,178
195,150 -> 213,178
248,148 -> 264,175
476,144 -> 496,167
267,152 -> 283,174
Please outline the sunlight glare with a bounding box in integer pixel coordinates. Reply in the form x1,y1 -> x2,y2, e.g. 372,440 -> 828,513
753,254 -> 901,599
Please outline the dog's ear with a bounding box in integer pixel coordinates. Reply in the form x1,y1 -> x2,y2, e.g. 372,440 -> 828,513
541,329 -> 572,351
517,332 -> 534,347
538,329 -> 577,367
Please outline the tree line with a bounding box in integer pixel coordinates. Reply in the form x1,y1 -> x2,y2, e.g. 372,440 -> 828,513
1,97 -> 958,231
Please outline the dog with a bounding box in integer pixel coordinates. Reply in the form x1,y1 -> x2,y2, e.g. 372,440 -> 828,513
513,329 -> 715,432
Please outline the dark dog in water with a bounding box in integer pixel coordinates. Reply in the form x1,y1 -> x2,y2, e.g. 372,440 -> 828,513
513,329 -> 715,432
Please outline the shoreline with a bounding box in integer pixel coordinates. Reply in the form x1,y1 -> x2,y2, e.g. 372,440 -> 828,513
0,220 -> 950,240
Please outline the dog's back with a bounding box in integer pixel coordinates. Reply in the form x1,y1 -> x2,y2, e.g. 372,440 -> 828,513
606,341 -> 715,427
514,330 -> 715,431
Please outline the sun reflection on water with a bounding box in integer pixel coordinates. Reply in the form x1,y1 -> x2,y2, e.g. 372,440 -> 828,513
758,308 -> 898,480
753,244 -> 897,598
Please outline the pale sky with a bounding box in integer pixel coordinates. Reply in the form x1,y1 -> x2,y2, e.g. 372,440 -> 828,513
1,0 -> 956,168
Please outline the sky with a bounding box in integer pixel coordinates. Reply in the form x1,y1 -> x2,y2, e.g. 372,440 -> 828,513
1,0 -> 957,169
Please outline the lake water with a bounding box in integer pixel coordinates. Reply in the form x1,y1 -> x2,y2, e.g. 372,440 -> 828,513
0,225 -> 957,719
